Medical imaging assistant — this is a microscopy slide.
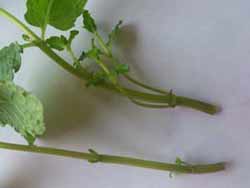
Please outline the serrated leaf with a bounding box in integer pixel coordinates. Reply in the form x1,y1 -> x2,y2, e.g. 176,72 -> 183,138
0,43 -> 22,81
0,81 -> 45,145
25,0 -> 87,31
46,36 -> 67,51
82,10 -> 97,33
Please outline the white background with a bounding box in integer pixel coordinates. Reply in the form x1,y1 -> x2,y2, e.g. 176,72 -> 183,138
0,0 -> 250,187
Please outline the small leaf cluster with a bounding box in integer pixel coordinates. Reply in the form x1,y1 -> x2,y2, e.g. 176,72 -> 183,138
81,10 -> 129,87
0,0 -> 129,143
46,30 -> 79,51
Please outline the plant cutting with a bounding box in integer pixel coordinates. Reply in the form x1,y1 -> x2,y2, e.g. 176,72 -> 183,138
0,0 -> 225,175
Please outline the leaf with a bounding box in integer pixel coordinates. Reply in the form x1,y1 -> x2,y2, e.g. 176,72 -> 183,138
86,70 -> 106,87
25,0 -> 87,31
78,51 -> 86,61
0,81 -> 45,145
114,63 -> 129,75
107,20 -> 123,47
68,30 -> 79,45
22,34 -> 31,41
0,43 -> 22,81
86,48 -> 102,60
46,30 -> 79,51
82,10 -> 97,33
46,36 -> 67,51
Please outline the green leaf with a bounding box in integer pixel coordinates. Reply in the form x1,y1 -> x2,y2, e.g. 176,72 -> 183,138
0,43 -> 22,81
175,157 -> 187,166
46,30 -> 79,51
22,34 -> 31,41
86,48 -> 102,60
0,81 -> 45,145
25,0 -> 87,31
78,51 -> 86,61
68,30 -> 79,45
114,63 -> 129,75
107,20 -> 123,47
46,36 -> 67,51
82,10 -> 97,33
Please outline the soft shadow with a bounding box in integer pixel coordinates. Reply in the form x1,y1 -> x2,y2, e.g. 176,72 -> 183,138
34,68 -> 115,140
1,157 -> 47,188
115,24 -> 145,77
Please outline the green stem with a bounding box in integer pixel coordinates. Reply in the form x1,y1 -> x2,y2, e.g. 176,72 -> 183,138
131,99 -> 172,108
0,141 -> 225,174
0,8 -> 39,41
123,88 -> 219,114
94,30 -> 170,95
0,8 -> 220,115
95,58 -> 112,76
124,74 -> 169,94
41,0 -> 55,40
95,32 -> 112,57
21,42 -> 36,49
66,45 -> 79,64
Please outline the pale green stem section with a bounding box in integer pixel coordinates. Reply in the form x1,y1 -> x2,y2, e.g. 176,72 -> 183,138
95,32 -> 112,57
41,0 -> 55,39
0,141 -> 225,174
123,74 -> 169,94
21,42 -> 36,49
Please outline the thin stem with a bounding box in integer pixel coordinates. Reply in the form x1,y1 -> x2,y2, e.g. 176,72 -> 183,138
95,58 -> 112,76
0,8 -> 40,41
21,42 -> 36,49
94,30 -> 171,95
94,58 -> 132,99
66,45 -> 79,64
95,32 -> 112,57
124,74 -> 168,94
131,99 -> 171,108
0,141 -> 225,174
41,0 -> 55,40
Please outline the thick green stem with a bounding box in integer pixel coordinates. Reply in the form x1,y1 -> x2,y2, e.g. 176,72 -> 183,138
176,96 -> 221,114
0,141 -> 225,174
123,88 -> 219,114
